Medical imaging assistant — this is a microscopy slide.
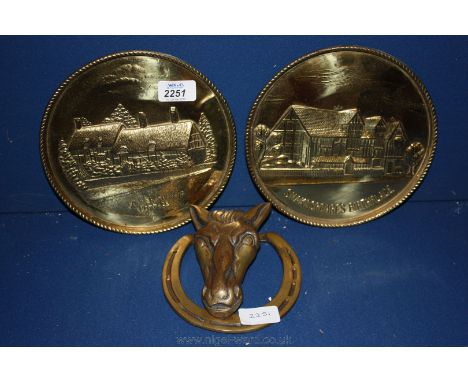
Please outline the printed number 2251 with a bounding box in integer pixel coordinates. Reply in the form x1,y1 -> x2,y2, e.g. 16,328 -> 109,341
164,89 -> 186,98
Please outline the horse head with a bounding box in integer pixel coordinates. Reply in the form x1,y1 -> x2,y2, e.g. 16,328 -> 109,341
189,203 -> 271,318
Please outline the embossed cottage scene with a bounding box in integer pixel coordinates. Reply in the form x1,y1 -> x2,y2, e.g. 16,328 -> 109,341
59,104 -> 217,190
254,105 -> 425,181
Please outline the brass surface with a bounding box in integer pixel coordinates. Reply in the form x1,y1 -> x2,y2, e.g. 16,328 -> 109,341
41,51 -> 235,233
246,46 -> 437,227
162,203 -> 302,333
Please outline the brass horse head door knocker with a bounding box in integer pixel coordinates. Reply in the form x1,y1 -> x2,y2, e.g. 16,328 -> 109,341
162,202 -> 302,333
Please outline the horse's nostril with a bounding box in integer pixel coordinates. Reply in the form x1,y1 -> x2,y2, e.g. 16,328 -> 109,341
234,286 -> 240,298
202,286 -> 208,297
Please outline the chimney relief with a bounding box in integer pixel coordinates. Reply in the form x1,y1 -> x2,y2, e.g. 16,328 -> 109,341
138,112 -> 148,128
74,118 -> 82,129
170,106 -> 179,123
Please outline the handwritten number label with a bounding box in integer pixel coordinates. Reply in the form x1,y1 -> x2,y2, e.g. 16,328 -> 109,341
250,311 -> 269,319
158,80 -> 196,102
238,306 -> 280,325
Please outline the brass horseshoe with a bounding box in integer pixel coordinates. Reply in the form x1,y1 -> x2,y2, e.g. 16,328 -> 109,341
162,224 -> 302,333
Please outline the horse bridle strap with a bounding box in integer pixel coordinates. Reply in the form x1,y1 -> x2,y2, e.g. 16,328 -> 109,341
162,232 -> 302,333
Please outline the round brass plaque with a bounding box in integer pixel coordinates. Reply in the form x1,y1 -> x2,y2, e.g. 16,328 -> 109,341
246,46 -> 437,227
41,51 -> 236,233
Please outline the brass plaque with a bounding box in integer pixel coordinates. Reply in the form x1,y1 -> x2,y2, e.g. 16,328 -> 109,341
41,51 -> 235,233
246,46 -> 436,226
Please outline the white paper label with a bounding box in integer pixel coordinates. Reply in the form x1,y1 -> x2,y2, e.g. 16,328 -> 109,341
158,80 -> 196,102
238,306 -> 280,325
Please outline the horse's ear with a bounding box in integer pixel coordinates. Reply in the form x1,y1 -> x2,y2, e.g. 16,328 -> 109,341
245,202 -> 271,229
190,205 -> 210,230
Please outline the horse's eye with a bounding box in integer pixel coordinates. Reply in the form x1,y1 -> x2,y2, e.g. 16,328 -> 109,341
196,238 -> 207,247
241,234 -> 254,246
